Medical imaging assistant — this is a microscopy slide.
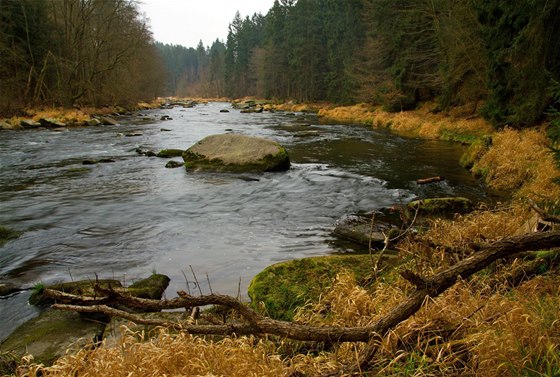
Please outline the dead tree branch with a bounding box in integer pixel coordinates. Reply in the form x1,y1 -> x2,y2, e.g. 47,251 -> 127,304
47,231 -> 560,348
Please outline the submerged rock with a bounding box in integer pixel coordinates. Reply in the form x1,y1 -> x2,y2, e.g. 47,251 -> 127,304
182,134 -> 290,173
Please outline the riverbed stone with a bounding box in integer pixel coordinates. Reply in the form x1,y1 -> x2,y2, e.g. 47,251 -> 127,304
156,148 -> 184,158
20,119 -> 41,128
87,118 -> 101,126
182,134 -> 290,173
165,160 -> 184,168
248,254 -> 397,321
0,282 -> 21,297
407,197 -> 473,215
98,116 -> 119,125
39,118 -> 67,128
0,120 -> 19,130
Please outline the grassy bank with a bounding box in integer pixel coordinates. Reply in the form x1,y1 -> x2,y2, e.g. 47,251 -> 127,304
8,100 -> 560,377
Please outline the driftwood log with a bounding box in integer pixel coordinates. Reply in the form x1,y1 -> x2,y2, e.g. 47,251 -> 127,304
46,230 -> 560,374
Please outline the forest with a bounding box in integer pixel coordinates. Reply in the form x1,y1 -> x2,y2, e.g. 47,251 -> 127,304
0,0 -> 165,114
158,0 -> 560,128
2,0 -> 559,129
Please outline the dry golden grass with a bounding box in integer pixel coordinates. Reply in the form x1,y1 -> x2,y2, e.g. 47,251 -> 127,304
317,103 -> 494,142
473,127 -> 560,203
22,330 -> 288,377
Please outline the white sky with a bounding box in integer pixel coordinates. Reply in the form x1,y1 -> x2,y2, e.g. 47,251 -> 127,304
138,0 -> 276,48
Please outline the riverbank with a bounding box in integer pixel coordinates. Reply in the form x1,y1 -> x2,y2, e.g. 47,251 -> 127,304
3,98 -> 559,376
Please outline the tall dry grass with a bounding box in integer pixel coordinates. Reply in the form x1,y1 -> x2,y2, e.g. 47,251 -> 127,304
318,103 -> 494,142
473,127 -> 560,204
22,330 -> 288,377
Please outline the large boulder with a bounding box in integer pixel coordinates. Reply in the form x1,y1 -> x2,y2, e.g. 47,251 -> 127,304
182,134 -> 290,173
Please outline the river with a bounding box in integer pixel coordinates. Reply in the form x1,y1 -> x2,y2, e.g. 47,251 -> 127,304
0,102 -> 489,340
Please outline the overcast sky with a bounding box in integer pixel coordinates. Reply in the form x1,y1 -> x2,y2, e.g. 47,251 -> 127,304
138,0 -> 276,48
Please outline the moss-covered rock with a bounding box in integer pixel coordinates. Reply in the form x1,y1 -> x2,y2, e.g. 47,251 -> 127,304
165,160 -> 184,168
332,209 -> 405,247
248,254 -> 396,321
182,134 -> 290,173
407,197 -> 473,215
127,274 -> 170,300
156,149 -> 184,158
0,225 -> 22,247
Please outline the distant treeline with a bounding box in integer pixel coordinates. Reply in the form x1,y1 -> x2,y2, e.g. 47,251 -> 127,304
160,0 -> 560,128
2,0 -> 559,128
0,0 -> 165,115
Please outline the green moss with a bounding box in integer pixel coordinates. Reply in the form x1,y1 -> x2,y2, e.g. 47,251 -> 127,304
156,149 -> 184,158
0,225 -> 22,247
459,136 -> 492,169
440,130 -> 479,144
127,273 -> 170,300
248,254 -> 395,321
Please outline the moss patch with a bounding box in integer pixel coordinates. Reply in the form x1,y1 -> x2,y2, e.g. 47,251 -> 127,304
127,274 -> 170,300
156,149 -> 184,158
248,254 -> 396,321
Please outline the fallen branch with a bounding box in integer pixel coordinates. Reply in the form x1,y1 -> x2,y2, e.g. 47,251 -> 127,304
416,176 -> 445,185
528,199 -> 560,224
47,231 -> 560,350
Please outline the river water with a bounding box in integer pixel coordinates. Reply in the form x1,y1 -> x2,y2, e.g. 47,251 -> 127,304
0,102 -> 488,340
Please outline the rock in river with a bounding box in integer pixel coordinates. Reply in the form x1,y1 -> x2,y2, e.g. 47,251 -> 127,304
182,133 -> 290,173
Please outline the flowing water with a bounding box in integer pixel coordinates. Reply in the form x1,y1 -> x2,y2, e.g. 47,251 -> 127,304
0,102 -> 489,340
